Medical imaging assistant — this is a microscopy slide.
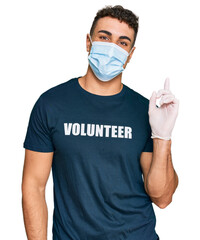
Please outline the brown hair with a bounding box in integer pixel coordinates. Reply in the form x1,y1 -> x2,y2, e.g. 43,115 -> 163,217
90,5 -> 139,47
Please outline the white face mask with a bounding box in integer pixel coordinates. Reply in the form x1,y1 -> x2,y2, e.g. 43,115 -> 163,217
88,35 -> 133,82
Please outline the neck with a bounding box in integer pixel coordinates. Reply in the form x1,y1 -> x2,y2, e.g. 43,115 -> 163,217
78,66 -> 123,96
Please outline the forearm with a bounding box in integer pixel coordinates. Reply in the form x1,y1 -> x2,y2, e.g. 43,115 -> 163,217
22,188 -> 48,240
146,138 -> 178,200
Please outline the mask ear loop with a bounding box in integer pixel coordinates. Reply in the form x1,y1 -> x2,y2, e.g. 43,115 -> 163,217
89,34 -> 93,45
128,46 -> 135,56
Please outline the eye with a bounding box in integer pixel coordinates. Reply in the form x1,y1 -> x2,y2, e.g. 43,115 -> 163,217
99,36 -> 109,40
120,41 -> 128,46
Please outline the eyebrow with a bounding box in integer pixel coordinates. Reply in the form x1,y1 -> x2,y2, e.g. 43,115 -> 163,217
98,30 -> 131,42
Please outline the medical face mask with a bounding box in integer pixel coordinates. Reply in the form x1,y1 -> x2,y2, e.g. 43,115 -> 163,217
88,35 -> 133,82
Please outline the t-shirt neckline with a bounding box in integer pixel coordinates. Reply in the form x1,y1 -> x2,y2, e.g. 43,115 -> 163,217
75,76 -> 127,101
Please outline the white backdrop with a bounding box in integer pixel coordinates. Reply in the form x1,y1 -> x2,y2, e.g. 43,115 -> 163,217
0,0 -> 199,239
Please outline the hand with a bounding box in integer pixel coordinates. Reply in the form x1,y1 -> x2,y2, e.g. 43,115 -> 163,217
148,77 -> 179,140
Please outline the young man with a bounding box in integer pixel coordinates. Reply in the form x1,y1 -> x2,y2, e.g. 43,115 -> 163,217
21,5 -> 179,240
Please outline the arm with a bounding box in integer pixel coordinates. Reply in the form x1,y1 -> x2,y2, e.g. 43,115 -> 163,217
21,149 -> 53,240
143,77 -> 179,208
140,138 -> 179,209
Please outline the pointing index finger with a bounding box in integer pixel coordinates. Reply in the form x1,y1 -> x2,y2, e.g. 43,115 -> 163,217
164,77 -> 170,90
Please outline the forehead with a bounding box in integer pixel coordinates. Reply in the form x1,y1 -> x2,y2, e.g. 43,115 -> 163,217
94,16 -> 134,40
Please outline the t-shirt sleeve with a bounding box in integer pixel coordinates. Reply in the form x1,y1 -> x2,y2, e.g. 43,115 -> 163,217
142,102 -> 157,152
142,134 -> 153,152
23,94 -> 54,152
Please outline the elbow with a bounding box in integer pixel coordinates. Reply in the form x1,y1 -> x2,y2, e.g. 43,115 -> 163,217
21,180 -> 46,202
156,197 -> 172,209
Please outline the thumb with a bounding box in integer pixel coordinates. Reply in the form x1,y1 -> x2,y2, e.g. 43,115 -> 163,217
149,91 -> 157,113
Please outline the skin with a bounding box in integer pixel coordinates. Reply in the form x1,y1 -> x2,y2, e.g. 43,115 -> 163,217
21,16 -> 178,239
21,150 -> 53,240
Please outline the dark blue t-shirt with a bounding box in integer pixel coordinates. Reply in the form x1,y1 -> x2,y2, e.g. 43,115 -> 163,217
23,77 -> 159,240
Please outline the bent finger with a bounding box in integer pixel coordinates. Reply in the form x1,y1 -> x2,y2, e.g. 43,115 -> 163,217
160,95 -> 175,106
157,89 -> 173,98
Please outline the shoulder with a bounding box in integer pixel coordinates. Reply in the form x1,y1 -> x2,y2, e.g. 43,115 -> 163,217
40,77 -> 77,101
31,77 -> 78,113
35,77 -> 78,109
125,84 -> 150,110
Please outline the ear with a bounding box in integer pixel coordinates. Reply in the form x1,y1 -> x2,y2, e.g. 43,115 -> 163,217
86,33 -> 92,53
127,46 -> 136,63
123,46 -> 136,69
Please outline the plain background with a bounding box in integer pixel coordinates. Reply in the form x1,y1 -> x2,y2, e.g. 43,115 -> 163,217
0,0 -> 199,239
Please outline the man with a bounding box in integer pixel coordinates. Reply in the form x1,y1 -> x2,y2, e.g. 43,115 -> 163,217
21,5 -> 179,240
